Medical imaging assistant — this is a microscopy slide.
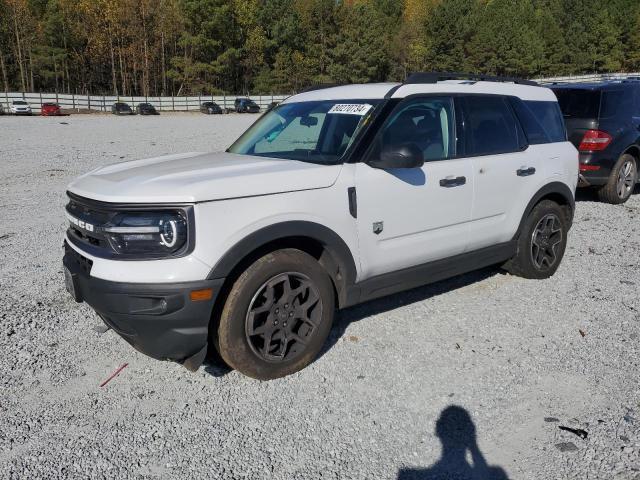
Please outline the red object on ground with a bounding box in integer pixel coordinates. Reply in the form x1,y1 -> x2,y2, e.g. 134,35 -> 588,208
99,363 -> 129,387
41,103 -> 61,116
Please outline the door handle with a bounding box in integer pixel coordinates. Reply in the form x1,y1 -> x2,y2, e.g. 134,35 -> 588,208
516,167 -> 536,177
439,176 -> 466,187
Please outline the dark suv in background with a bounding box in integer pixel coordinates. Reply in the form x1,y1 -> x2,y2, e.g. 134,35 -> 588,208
234,97 -> 260,113
551,81 -> 640,204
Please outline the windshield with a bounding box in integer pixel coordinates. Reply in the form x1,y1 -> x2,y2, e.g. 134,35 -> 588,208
228,100 -> 379,164
14,101 -> 27,105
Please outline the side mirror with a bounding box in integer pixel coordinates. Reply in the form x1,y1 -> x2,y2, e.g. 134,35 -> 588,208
300,115 -> 318,127
369,143 -> 424,169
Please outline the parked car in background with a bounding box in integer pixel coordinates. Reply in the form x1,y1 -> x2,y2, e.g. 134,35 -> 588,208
136,103 -> 159,115
63,73 -> 577,380
10,100 -> 32,115
200,101 -> 223,114
234,97 -> 260,113
112,102 -> 134,115
551,81 -> 640,204
41,103 -> 62,116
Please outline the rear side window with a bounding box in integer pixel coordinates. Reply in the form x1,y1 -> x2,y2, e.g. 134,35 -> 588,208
554,88 -> 600,119
459,95 -> 523,156
511,99 -> 566,144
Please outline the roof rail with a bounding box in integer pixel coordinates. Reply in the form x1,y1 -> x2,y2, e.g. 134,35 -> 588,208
405,72 -> 539,87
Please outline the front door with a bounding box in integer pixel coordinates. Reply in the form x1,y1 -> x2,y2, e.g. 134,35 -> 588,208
355,96 -> 474,280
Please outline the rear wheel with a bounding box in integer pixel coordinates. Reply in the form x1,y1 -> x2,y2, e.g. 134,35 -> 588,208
597,154 -> 637,204
215,249 -> 335,380
504,200 -> 568,279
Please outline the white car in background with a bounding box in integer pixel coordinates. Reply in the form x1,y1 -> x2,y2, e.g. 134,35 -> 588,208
63,72 -> 578,380
10,100 -> 32,115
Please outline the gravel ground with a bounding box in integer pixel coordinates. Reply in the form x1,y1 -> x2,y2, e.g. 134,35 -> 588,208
0,113 -> 639,480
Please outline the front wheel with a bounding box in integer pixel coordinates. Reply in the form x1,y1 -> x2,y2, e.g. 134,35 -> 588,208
215,249 -> 335,380
504,200 -> 569,279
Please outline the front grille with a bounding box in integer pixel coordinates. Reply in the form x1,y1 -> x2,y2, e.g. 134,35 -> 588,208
65,242 -> 93,275
66,194 -> 115,252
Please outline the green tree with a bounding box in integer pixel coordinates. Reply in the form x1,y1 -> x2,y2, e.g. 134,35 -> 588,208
467,0 -> 544,77
328,1 -> 394,83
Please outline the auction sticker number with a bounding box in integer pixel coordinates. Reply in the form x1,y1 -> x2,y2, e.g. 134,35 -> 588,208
328,104 -> 372,115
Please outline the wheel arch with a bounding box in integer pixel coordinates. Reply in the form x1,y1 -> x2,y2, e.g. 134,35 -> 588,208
623,144 -> 640,165
513,182 -> 575,240
207,221 -> 358,309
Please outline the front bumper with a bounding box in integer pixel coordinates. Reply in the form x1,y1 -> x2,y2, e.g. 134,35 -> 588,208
63,242 -> 223,370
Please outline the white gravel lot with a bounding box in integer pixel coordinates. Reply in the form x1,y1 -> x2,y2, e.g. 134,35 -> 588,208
0,113 -> 639,479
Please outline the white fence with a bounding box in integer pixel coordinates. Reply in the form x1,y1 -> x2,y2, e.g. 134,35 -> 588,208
536,72 -> 640,84
0,92 -> 289,114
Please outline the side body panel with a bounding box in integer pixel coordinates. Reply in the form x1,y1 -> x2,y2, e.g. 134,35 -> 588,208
354,159 -> 473,279
468,142 -> 577,250
80,165 -> 361,284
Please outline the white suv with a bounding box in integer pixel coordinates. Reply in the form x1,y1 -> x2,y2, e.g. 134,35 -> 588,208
63,73 -> 578,379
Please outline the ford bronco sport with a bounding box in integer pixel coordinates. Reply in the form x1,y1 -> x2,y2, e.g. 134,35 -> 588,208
63,73 -> 578,380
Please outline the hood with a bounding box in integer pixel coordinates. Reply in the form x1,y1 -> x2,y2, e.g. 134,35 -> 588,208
67,151 -> 343,203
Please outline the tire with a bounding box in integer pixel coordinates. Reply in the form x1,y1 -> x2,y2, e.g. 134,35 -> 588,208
597,154 -> 638,204
215,249 -> 335,380
504,200 -> 569,279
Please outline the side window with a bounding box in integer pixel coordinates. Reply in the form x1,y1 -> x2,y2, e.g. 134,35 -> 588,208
510,98 -> 550,144
523,100 -> 567,143
460,96 -> 523,156
369,97 -> 455,162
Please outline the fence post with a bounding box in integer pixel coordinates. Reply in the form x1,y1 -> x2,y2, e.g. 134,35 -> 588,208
72,93 -> 75,111
172,95 -> 175,112
40,92 -> 43,110
103,95 -> 105,112
88,93 -> 91,111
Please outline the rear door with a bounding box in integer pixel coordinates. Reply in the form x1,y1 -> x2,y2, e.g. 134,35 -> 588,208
459,95 -> 543,250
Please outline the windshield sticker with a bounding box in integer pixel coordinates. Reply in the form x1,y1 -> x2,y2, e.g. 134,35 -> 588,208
328,104 -> 372,115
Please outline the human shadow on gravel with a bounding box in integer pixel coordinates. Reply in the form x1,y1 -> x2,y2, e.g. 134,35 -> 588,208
397,406 -> 509,480
321,266 -> 502,358
575,183 -> 640,202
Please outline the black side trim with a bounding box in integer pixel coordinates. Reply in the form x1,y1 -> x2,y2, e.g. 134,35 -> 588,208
344,241 -> 516,307
348,187 -> 357,218
513,182 -> 575,238
207,221 -> 358,306
384,84 -> 402,98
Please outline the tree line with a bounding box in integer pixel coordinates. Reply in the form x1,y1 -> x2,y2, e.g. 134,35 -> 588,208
1,0 -> 639,96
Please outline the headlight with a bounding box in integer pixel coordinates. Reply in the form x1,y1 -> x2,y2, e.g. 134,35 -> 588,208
103,211 -> 188,256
